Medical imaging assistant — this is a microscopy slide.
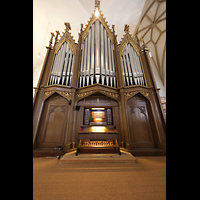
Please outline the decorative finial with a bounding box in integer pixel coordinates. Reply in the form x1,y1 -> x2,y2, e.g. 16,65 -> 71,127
95,0 -> 100,9
54,31 -> 60,46
48,32 -> 55,47
64,22 -> 71,32
140,36 -> 149,52
134,32 -> 140,46
80,24 -> 83,33
124,24 -> 130,34
112,25 -> 115,33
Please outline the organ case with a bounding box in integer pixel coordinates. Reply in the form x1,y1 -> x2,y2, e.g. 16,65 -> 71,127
33,1 -> 166,157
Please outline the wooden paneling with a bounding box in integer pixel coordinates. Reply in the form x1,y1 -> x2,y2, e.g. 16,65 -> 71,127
127,94 -> 155,148
43,105 -> 66,143
36,93 -> 69,148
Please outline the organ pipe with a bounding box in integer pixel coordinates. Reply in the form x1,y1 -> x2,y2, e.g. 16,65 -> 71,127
48,41 -> 75,86
122,51 -> 129,86
125,45 -> 133,85
78,19 -> 117,88
61,43 -> 69,85
121,43 -> 145,87
95,20 -> 100,84
79,43 -> 85,87
90,24 -> 95,85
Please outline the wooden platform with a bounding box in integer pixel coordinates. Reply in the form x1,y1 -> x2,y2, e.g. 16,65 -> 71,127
130,148 -> 166,156
60,150 -> 136,163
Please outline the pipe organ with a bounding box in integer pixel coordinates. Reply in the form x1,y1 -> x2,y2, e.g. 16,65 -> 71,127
79,20 -> 116,88
121,43 -> 145,86
33,1 -> 166,157
48,41 -> 75,86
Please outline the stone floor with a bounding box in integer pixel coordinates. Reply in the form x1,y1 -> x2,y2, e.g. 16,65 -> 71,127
33,154 -> 166,200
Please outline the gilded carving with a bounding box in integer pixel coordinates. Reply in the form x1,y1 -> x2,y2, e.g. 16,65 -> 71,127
81,10 -> 114,44
44,90 -> 71,101
77,90 -> 94,100
102,90 -> 119,100
124,91 -> 149,100
118,32 -> 140,56
44,91 -> 55,101
56,91 -> 71,101
141,91 -> 149,97
54,22 -> 77,55
124,91 -> 137,100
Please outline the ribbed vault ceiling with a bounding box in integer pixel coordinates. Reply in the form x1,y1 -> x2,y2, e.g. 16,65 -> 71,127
134,0 -> 166,95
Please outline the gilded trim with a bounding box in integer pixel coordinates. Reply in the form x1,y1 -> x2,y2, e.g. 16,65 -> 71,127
54,30 -> 77,55
44,90 -> 71,101
124,91 -> 150,101
54,37 -> 77,55
118,31 -> 148,87
118,34 -> 140,56
81,10 -> 114,44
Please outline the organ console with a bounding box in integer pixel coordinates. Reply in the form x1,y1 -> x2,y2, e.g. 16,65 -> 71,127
76,107 -> 121,156
76,126 -> 121,156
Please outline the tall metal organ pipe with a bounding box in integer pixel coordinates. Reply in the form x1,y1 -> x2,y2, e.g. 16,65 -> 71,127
121,43 -> 146,87
79,20 -> 117,88
48,41 -> 75,86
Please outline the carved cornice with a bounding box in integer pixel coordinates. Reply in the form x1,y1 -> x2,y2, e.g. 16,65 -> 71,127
81,10 -> 114,44
43,90 -> 71,101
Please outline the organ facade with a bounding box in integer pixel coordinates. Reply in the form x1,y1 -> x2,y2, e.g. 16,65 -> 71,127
33,1 -> 166,156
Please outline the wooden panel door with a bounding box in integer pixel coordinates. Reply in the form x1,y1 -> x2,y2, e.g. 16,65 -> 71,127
127,94 -> 155,148
37,94 -> 69,148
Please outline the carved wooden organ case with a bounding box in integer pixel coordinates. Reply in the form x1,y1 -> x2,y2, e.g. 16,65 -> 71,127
33,4 -> 166,156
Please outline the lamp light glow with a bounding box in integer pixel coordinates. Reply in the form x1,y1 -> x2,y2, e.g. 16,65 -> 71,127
94,118 -> 103,122
91,108 -> 105,110
95,9 -> 99,17
92,126 -> 105,132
